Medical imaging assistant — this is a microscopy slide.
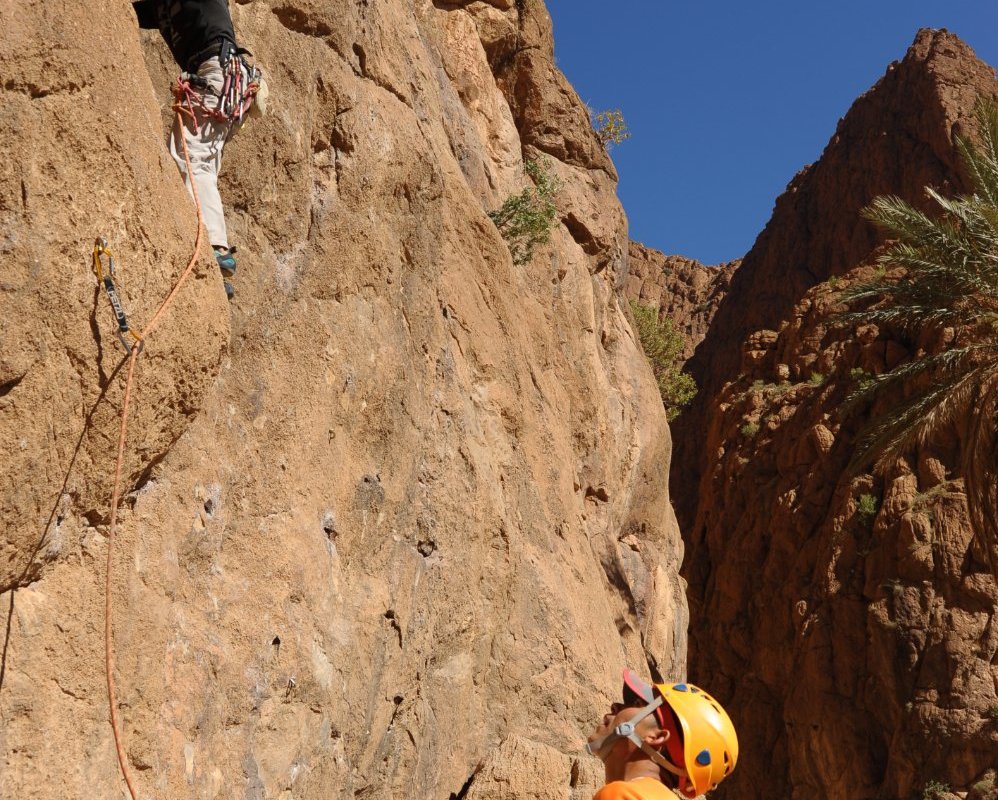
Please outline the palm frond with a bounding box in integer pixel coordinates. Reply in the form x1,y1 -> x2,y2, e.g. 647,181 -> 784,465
843,344 -> 997,411
955,99 -> 998,204
836,284 -> 996,330
864,196 -> 980,264
850,365 -> 990,473
975,203 -> 998,252
834,305 -> 957,328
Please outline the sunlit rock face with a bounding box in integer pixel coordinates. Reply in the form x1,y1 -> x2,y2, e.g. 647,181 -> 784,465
625,241 -> 738,362
0,1 -> 684,797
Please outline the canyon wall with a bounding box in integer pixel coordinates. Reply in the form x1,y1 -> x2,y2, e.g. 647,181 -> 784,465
0,2 -> 686,798
662,29 -> 998,800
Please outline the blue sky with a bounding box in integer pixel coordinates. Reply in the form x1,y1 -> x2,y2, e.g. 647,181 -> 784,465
544,1 -> 998,264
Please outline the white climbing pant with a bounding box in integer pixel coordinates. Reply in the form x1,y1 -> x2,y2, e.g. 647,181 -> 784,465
169,56 -> 244,251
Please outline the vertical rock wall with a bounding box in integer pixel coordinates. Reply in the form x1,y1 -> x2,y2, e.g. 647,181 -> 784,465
0,2 -> 686,798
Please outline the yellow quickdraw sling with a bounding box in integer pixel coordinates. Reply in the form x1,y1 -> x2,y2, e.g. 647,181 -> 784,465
92,238 -> 143,354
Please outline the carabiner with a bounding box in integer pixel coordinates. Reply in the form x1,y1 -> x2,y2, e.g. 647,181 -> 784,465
92,237 -> 142,353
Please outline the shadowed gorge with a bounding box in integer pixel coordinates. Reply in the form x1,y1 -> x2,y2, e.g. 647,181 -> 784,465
634,29 -> 998,800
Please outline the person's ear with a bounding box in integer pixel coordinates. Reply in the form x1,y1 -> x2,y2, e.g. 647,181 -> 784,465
644,729 -> 670,749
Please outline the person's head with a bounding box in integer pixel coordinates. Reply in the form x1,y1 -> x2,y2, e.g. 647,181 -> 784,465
586,669 -> 739,797
587,701 -> 670,781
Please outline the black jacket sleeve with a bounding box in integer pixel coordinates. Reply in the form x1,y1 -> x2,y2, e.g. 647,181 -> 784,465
132,0 -> 160,30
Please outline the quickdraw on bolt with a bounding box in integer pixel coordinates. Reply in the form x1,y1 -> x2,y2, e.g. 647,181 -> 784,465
92,238 -> 143,354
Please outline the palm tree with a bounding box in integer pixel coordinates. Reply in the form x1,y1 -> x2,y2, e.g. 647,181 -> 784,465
839,99 -> 998,582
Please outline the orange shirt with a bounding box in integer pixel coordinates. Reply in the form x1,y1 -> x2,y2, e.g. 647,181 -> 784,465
592,778 -> 678,800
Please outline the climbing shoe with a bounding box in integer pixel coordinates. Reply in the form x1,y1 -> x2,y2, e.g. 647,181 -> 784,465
223,280 -> 235,300
214,246 -> 237,277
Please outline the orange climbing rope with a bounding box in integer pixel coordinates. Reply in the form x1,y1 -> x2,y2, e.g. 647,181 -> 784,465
102,107 -> 206,800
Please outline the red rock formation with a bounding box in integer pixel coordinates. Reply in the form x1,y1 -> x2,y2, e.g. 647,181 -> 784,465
675,28 -> 998,528
691,273 -> 997,800
672,30 -> 998,800
625,241 -> 738,361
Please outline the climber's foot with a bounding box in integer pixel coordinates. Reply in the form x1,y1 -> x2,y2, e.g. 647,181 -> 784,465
214,246 -> 237,278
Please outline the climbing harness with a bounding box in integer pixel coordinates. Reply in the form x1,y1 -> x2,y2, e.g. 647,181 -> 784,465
97,104 -> 208,800
172,47 -> 261,135
92,239 -> 143,354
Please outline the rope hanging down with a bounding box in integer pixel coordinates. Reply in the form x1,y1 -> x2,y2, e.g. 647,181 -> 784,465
100,106 -> 207,800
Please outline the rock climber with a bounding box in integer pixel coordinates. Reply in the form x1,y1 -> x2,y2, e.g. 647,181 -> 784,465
132,0 -> 267,299
586,669 -> 738,799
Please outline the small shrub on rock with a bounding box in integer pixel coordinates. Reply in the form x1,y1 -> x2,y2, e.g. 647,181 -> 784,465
593,108 -> 631,147
629,300 -> 697,420
488,158 -> 559,266
857,493 -> 879,523
922,781 -> 951,800
969,772 -> 997,800
849,367 -> 874,390
740,421 -> 760,438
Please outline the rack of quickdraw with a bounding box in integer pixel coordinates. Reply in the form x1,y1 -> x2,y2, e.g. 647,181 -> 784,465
172,49 -> 261,135
92,238 -> 142,354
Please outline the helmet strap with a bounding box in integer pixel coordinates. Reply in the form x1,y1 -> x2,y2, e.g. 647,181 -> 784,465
586,696 -> 684,779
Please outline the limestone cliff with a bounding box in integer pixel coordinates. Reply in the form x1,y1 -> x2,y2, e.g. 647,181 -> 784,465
0,2 -> 685,798
663,29 -> 998,800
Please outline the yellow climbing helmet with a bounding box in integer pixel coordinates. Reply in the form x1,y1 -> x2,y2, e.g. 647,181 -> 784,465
654,681 -> 739,797
608,670 -> 739,796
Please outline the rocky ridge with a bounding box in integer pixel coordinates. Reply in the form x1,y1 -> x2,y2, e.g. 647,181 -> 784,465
661,29 -> 998,800
0,2 -> 684,798
674,28 -> 998,529
625,241 -> 738,361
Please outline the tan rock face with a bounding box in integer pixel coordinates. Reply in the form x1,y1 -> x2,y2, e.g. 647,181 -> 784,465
671,30 -> 998,800
625,241 -> 738,361
0,0 -> 230,597
0,2 -> 684,798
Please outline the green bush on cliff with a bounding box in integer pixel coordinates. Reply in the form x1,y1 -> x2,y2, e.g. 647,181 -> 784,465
857,493 -> 879,523
629,300 -> 697,420
593,109 -> 631,148
488,158 -> 559,266
836,98 -> 998,580
849,367 -> 875,390
921,781 -> 950,800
